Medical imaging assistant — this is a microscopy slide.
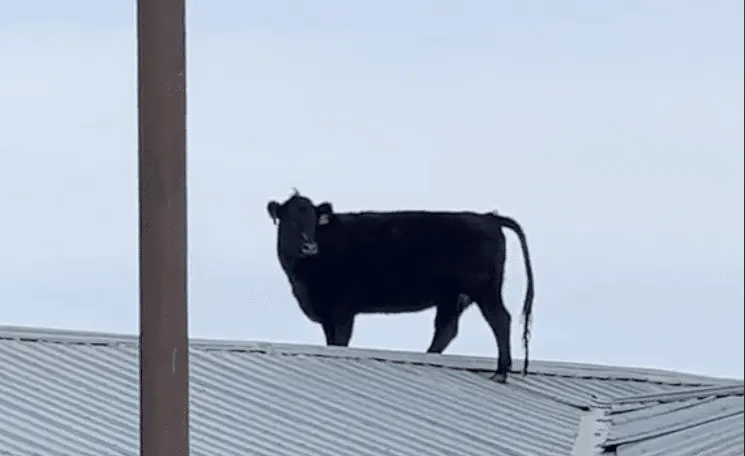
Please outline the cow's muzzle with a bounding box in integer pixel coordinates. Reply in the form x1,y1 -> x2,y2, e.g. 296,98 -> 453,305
300,242 -> 319,256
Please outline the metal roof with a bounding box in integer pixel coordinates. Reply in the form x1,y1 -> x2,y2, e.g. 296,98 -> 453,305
0,326 -> 741,456
594,384 -> 745,456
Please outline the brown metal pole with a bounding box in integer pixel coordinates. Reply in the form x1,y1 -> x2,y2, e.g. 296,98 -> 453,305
137,0 -> 188,451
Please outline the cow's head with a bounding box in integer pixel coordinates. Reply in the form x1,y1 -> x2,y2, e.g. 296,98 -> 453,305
267,189 -> 333,262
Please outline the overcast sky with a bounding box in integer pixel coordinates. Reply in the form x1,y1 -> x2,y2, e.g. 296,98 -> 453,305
1,0 -> 742,379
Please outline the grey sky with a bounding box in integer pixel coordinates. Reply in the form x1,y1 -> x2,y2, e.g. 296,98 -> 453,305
1,0 -> 742,379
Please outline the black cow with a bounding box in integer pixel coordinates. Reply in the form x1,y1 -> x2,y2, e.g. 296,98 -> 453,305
267,189 -> 535,383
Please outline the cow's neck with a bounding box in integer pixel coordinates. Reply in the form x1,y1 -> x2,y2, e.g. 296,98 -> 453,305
279,255 -> 322,323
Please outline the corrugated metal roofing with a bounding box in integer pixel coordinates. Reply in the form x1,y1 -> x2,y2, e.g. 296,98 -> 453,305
589,384 -> 745,456
0,326 -> 741,456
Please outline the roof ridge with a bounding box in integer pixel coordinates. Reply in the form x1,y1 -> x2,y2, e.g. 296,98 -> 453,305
0,325 -> 740,386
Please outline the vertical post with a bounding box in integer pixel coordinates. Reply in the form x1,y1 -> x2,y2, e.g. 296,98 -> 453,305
137,0 -> 188,452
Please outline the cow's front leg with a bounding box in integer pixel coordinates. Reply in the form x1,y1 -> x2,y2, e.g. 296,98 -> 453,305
321,314 -> 355,346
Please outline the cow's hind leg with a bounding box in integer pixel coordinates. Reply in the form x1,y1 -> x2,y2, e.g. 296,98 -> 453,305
474,284 -> 513,384
321,314 -> 355,346
427,294 -> 470,353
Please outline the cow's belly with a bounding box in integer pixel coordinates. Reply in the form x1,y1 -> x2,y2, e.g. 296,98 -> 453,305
343,273 -> 456,314
357,300 -> 433,314
310,253 -> 486,313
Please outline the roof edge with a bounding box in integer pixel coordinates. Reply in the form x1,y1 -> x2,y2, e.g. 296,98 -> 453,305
593,383 -> 745,407
0,324 -> 739,385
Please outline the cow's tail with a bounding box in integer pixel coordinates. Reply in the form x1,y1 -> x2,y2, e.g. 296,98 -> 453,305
492,213 -> 535,376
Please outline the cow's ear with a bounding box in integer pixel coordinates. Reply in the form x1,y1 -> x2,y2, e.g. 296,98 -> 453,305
267,201 -> 282,225
316,202 -> 333,225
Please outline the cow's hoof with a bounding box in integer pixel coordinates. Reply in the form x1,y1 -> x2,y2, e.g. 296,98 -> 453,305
491,372 -> 508,384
